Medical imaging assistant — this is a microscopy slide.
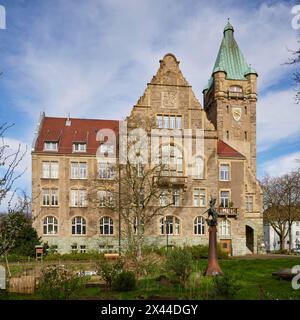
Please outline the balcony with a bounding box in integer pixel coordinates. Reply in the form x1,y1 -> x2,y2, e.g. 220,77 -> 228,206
218,207 -> 238,218
154,175 -> 187,188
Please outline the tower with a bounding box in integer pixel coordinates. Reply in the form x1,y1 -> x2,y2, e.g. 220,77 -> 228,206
203,21 -> 258,174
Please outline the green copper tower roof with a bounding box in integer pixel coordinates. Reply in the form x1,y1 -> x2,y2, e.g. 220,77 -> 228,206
204,21 -> 257,91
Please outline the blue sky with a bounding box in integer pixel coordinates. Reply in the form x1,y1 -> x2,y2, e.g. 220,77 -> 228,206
0,0 -> 300,208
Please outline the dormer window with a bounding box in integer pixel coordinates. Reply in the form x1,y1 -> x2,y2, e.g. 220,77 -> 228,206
44,141 -> 58,151
73,142 -> 86,153
229,86 -> 242,93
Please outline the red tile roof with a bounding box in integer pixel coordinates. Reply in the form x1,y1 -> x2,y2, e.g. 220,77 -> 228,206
217,140 -> 245,159
34,117 -> 119,155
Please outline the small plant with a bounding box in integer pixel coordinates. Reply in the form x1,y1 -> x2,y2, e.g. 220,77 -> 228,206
165,247 -> 193,285
96,258 -> 124,289
212,273 -> 240,299
112,271 -> 136,291
38,265 -> 84,300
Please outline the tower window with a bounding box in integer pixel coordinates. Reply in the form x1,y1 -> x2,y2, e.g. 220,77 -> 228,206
226,106 -> 229,114
244,131 -> 248,141
229,86 -> 242,93
226,131 -> 229,140
244,106 -> 247,115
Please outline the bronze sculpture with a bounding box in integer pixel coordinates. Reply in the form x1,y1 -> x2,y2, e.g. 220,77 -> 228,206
204,197 -> 223,276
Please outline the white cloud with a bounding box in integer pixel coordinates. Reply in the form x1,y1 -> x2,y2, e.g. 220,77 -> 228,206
3,0 -> 298,122
261,151 -> 300,177
257,89 -> 300,152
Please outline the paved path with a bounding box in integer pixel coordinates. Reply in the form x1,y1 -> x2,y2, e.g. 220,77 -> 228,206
230,254 -> 300,260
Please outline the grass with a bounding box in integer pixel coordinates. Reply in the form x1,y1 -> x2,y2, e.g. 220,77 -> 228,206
1,257 -> 300,300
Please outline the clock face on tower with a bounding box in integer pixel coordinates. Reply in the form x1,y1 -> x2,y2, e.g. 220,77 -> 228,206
232,107 -> 242,121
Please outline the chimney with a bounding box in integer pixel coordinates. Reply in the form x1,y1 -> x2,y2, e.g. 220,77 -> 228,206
66,113 -> 71,126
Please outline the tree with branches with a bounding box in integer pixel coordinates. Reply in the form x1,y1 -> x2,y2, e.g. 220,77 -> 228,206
0,123 -> 27,206
261,171 -> 300,252
88,114 -> 176,261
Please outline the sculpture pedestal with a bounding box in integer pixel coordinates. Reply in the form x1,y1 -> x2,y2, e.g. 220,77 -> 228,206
204,225 -> 223,276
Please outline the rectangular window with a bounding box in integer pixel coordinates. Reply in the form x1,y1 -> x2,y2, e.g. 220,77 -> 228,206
194,188 -> 206,207
73,143 -> 86,153
42,161 -> 50,178
71,245 -> 78,253
157,115 -> 182,129
44,141 -> 58,151
160,190 -> 168,207
80,245 -> 86,253
220,164 -> 230,181
51,161 -> 59,178
71,162 -> 87,179
220,191 -> 230,208
79,189 -> 87,207
42,189 -> 58,206
172,189 -> 180,206
98,162 -> 114,179
157,115 -> 163,128
245,196 -> 254,212
70,190 -> 78,207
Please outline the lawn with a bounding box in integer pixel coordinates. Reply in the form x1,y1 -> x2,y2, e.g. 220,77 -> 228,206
1,257 -> 300,300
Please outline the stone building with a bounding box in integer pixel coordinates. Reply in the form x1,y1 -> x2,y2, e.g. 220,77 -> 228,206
32,22 -> 263,256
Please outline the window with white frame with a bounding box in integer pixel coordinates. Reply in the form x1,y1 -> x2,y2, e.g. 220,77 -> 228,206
98,162 -> 114,179
80,245 -> 86,253
160,189 -> 168,206
43,216 -> 58,235
220,191 -> 230,208
100,216 -> 114,235
42,161 -> 59,179
245,196 -> 254,212
133,217 -> 144,235
44,141 -> 58,151
70,161 -> 87,179
160,216 -> 180,235
194,188 -> 206,207
71,244 -> 78,253
229,86 -> 242,93
194,216 -> 205,235
172,189 -> 180,206
72,142 -> 87,153
98,191 -> 114,208
42,189 -> 59,206
72,216 -> 86,235
70,189 -> 87,207
219,219 -> 231,236
220,164 -> 230,181
195,156 -> 204,179
157,114 -> 182,129
160,144 -> 183,176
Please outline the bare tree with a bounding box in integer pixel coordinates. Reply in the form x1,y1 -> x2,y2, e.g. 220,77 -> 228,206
0,123 -> 27,205
262,172 -> 300,252
88,114 -> 176,261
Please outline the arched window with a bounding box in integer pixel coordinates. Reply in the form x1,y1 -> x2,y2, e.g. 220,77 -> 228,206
72,216 -> 86,235
194,216 -> 205,235
229,86 -> 242,93
100,216 -> 114,235
43,216 -> 58,235
133,217 -> 144,235
195,156 -> 204,179
160,216 -> 180,235
219,219 -> 231,236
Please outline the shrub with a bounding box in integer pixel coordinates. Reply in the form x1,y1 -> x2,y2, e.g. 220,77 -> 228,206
188,244 -> 228,260
96,258 -> 124,289
38,265 -> 84,300
212,273 -> 240,299
112,271 -> 136,291
165,247 -> 193,285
